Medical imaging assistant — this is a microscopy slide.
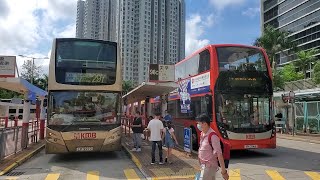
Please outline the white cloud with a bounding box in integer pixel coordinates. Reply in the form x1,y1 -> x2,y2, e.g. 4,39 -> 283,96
242,7 -> 260,18
209,0 -> 247,11
185,14 -> 215,56
56,23 -> 76,38
0,0 -> 76,76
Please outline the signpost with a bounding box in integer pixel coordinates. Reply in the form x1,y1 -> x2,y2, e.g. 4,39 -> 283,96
184,128 -> 191,153
149,64 -> 175,82
0,56 -> 16,77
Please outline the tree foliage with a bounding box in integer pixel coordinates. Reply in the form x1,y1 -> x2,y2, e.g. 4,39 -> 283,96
294,48 -> 319,79
0,89 -> 23,99
20,60 -> 41,83
282,64 -> 304,82
313,61 -> 320,84
122,80 -> 134,95
254,25 -> 296,69
33,74 -> 48,90
272,69 -> 284,91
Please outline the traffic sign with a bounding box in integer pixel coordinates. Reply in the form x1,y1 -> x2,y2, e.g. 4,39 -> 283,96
184,128 -> 191,153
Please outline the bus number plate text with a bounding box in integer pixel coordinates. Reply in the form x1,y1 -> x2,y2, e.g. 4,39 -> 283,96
76,147 -> 93,152
244,145 -> 258,149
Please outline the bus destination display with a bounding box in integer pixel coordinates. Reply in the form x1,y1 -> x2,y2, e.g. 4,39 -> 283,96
65,72 -> 107,83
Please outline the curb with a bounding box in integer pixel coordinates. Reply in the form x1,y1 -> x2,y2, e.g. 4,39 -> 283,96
122,143 -> 152,180
277,136 -> 320,144
0,144 -> 45,176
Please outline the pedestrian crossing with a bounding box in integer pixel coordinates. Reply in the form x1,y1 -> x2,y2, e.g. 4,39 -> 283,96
2,169 -> 320,180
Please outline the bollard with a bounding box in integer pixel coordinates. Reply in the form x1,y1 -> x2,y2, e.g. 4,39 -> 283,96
39,99 -> 46,140
21,100 -> 30,149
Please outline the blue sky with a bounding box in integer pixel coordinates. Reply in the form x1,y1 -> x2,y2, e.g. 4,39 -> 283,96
184,0 -> 261,55
0,0 -> 262,73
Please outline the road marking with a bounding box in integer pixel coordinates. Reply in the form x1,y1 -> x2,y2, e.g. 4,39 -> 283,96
45,173 -> 60,180
124,169 -> 140,180
87,171 -> 99,180
5,177 -> 18,180
266,170 -> 286,180
305,171 -> 320,180
229,169 -> 241,180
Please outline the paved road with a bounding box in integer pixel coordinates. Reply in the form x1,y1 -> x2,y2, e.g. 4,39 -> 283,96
0,150 -> 145,180
0,138 -> 319,180
223,138 -> 320,180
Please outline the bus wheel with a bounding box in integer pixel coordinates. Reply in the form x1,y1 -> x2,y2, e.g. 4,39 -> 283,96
191,126 -> 199,151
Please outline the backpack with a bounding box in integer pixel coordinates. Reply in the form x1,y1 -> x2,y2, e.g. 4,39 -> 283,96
207,131 -> 230,169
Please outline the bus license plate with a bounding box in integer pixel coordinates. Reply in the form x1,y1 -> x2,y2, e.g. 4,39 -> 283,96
76,147 -> 93,152
244,145 -> 258,149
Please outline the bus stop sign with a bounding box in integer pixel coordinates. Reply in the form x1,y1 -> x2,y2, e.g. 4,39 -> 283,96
184,128 -> 191,153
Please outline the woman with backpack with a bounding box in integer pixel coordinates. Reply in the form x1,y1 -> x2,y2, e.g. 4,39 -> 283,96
162,121 -> 178,164
196,114 -> 229,180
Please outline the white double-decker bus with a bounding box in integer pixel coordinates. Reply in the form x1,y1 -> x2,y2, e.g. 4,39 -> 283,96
46,38 -> 122,154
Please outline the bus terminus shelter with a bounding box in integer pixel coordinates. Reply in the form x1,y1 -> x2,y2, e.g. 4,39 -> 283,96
0,77 -> 47,147
122,82 -> 178,119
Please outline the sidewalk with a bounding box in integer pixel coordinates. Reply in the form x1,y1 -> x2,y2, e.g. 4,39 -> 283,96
122,135 -> 234,180
277,133 -> 320,144
0,140 -> 45,176
122,135 -> 198,180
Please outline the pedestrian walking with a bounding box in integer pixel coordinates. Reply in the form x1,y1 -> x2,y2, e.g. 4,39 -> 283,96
196,114 -> 229,180
131,111 -> 143,152
147,112 -> 164,165
163,121 -> 178,164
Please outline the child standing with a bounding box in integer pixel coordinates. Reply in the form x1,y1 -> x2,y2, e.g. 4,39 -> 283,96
163,121 -> 178,164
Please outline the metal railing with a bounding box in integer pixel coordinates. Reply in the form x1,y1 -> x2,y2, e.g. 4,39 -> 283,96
0,127 -> 23,160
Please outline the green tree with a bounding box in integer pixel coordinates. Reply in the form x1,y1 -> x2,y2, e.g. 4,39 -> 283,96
313,61 -> 320,84
122,80 -> 134,95
272,69 -> 284,91
254,25 -> 296,69
282,64 -> 304,82
294,49 -> 319,79
34,74 -> 48,90
0,89 -> 23,99
20,60 -> 41,83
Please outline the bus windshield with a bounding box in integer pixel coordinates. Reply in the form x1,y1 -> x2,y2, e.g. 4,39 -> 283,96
55,39 -> 117,85
215,94 -> 272,133
215,46 -> 272,93
217,46 -> 267,72
48,91 -> 119,125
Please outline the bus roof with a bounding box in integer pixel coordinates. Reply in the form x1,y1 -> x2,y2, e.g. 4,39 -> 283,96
176,44 -> 263,66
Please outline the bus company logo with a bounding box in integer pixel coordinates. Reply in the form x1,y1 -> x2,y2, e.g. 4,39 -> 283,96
74,132 -> 97,139
246,134 -> 255,139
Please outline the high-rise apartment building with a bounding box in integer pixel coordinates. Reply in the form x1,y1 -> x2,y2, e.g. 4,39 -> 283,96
119,0 -> 185,84
76,0 -> 186,85
261,0 -> 320,77
76,0 -> 118,42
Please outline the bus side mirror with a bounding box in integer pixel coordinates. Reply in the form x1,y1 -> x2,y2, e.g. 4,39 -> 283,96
43,99 -> 48,107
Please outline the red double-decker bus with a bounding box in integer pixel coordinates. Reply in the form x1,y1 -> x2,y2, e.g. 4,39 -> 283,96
168,44 -> 275,151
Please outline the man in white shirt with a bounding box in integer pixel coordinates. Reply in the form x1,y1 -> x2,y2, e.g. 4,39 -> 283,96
147,112 -> 164,165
